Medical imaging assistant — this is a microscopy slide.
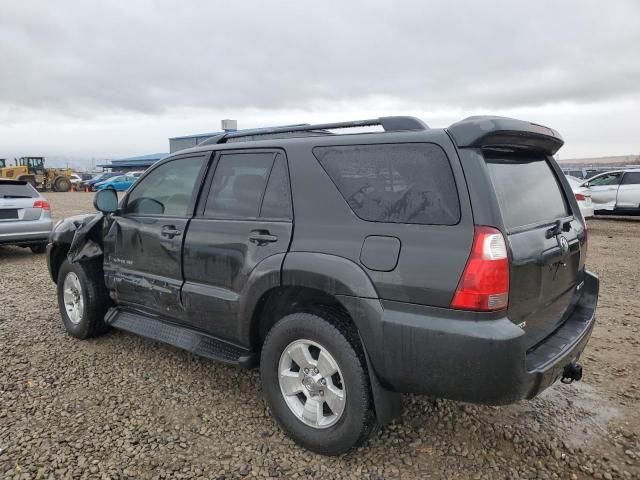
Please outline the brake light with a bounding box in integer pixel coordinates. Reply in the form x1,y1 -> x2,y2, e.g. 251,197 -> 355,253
33,200 -> 50,211
583,225 -> 588,258
451,226 -> 509,311
575,193 -> 586,201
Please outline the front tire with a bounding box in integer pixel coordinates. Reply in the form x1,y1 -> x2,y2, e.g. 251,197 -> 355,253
30,243 -> 47,254
56,259 -> 111,339
260,312 -> 376,455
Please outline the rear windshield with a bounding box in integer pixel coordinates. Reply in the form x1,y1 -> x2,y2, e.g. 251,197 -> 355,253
314,143 -> 460,225
0,181 -> 38,198
485,154 -> 569,231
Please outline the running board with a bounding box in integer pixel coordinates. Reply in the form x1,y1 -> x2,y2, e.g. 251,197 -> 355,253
105,308 -> 257,368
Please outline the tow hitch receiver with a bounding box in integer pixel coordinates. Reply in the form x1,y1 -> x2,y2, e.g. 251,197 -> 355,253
561,362 -> 583,384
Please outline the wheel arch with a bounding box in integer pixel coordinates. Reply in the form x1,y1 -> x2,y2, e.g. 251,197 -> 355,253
48,242 -> 71,283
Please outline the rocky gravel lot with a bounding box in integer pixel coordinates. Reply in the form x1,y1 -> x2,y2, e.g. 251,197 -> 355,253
1,192 -> 639,480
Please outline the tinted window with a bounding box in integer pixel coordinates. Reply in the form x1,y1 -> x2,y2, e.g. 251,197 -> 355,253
205,152 -> 273,218
0,181 -> 38,198
622,172 -> 640,185
125,156 -> 205,216
260,154 -> 292,220
314,143 -> 460,225
588,173 -> 621,186
485,155 -> 569,230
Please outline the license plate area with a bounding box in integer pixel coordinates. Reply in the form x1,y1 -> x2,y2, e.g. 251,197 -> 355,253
0,209 -> 19,220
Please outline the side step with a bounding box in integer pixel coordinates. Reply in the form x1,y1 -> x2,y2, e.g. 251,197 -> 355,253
105,308 -> 257,368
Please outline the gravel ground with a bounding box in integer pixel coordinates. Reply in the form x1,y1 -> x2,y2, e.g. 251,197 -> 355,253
1,192 -> 639,480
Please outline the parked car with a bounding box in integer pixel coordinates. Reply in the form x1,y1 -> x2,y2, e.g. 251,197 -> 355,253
581,169 -> 640,214
46,116 -> 598,455
69,173 -> 83,186
565,176 -> 594,218
561,167 -> 604,180
78,172 -> 124,191
128,170 -> 145,178
93,174 -> 136,192
0,179 -> 52,253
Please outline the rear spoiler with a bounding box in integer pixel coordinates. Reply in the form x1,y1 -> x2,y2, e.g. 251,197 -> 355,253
447,116 -> 564,155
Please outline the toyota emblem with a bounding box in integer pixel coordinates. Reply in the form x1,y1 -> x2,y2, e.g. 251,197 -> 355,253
559,236 -> 569,254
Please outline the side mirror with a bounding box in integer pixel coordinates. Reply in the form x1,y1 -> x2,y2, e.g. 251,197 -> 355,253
93,188 -> 118,213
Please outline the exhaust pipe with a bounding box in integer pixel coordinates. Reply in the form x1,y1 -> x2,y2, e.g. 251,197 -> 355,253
561,362 -> 583,384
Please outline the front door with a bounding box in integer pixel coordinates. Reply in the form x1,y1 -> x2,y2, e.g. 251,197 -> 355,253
586,172 -> 622,210
103,155 -> 208,319
182,150 -> 293,342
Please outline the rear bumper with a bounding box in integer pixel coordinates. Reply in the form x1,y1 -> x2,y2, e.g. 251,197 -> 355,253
367,271 -> 599,405
0,218 -> 53,245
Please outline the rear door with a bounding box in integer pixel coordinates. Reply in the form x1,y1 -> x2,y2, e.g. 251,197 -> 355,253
484,153 -> 586,348
182,150 -> 293,341
586,172 -> 622,210
103,155 -> 208,319
616,171 -> 640,209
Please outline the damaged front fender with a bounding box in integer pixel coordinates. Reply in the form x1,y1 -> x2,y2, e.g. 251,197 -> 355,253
67,213 -> 105,263
47,213 -> 107,282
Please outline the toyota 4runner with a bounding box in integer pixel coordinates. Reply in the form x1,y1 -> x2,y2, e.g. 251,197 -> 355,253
47,116 -> 599,455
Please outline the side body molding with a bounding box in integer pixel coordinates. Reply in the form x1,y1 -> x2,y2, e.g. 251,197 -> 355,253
281,252 -> 379,298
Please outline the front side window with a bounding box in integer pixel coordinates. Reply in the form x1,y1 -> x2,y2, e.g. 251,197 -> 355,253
204,152 -> 273,218
314,143 -> 460,225
124,156 -> 205,216
588,173 -> 621,186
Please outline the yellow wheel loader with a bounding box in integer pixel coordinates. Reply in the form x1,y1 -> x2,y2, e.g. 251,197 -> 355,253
0,157 -> 73,192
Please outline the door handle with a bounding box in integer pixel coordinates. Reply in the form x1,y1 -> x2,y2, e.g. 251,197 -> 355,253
248,229 -> 278,245
161,225 -> 182,239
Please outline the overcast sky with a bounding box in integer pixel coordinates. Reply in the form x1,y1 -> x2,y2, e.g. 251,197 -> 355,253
1,0 -> 639,166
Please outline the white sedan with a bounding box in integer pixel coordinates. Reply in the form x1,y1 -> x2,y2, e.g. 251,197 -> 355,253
566,176 -> 594,219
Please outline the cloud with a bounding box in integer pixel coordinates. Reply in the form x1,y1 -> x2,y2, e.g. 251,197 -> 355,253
0,0 -> 639,159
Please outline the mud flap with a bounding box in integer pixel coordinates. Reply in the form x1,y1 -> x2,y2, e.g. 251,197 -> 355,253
67,213 -> 105,263
361,341 -> 403,426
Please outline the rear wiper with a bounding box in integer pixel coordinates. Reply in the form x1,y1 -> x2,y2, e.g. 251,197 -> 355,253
1,194 -> 31,198
545,219 -> 572,238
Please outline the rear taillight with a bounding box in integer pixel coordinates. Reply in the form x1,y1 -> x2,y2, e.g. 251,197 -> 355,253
33,200 -> 50,211
575,193 -> 586,201
451,226 -> 509,311
583,225 -> 588,257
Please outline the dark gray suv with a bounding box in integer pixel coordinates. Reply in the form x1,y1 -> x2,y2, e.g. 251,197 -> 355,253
47,116 -> 598,455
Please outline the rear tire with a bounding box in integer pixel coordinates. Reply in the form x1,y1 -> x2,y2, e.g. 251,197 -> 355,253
30,243 -> 47,254
260,312 -> 376,455
56,259 -> 111,339
53,176 -> 71,192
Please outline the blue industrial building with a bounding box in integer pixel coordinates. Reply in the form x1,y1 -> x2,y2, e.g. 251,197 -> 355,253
96,153 -> 168,172
98,121 -> 305,172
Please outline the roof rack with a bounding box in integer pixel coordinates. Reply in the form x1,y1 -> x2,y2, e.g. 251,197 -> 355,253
199,116 -> 428,145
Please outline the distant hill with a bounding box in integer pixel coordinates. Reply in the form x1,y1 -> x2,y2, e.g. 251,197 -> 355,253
557,154 -> 640,168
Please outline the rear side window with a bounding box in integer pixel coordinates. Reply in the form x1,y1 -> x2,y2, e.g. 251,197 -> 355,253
485,155 -> 569,231
205,152 -> 273,218
314,143 -> 460,225
0,181 -> 38,198
622,172 -> 640,185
